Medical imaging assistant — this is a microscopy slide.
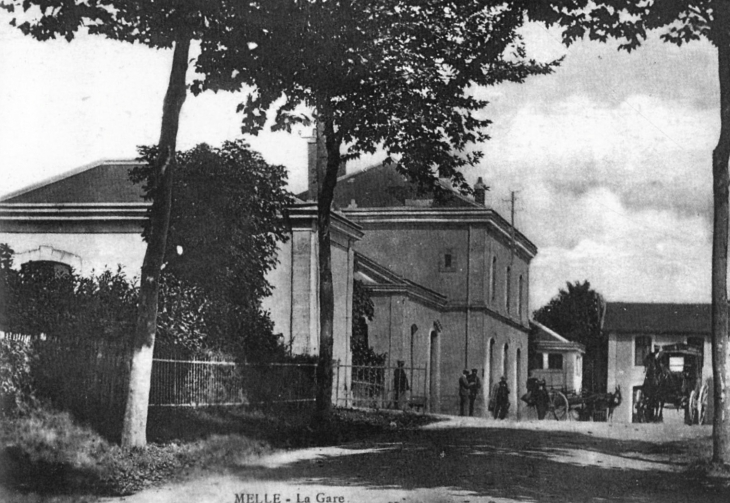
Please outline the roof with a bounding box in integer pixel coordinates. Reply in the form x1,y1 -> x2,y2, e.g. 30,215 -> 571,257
298,163 -> 478,209
603,303 -> 712,335
1,160 -> 145,204
530,320 -> 585,353
354,252 -> 447,310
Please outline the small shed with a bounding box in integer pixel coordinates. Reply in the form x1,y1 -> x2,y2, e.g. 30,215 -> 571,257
529,321 -> 585,393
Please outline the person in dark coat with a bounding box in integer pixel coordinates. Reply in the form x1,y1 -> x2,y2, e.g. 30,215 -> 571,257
534,378 -> 550,420
393,360 -> 409,410
467,368 -> 481,416
493,376 -> 510,420
458,370 -> 470,416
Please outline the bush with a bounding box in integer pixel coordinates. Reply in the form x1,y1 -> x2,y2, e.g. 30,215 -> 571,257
0,339 -> 37,416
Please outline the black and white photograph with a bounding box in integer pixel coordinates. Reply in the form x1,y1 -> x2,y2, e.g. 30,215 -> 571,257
1,2 -> 730,502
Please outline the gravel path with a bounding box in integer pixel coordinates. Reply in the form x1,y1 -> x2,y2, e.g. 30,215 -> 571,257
104,416 -> 725,503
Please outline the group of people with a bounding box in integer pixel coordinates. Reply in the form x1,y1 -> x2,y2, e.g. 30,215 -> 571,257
393,361 -> 512,419
459,370 -> 510,419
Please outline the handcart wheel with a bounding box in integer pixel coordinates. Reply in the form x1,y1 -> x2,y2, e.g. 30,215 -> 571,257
549,390 -> 569,421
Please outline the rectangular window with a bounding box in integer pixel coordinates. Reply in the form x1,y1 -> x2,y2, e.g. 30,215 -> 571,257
547,353 -> 563,370
440,248 -> 456,272
518,274 -> 524,319
635,336 -> 652,366
490,256 -> 497,303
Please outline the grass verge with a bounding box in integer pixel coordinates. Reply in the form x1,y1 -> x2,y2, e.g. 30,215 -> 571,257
1,404 -> 440,499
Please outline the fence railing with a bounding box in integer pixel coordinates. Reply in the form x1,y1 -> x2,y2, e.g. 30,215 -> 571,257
149,358 -> 317,408
2,335 -> 318,439
336,364 -> 428,413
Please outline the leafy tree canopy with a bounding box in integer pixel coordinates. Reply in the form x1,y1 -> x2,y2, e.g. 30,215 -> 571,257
132,141 -> 293,306
533,280 -> 606,346
194,0 -> 561,193
131,140 -> 294,359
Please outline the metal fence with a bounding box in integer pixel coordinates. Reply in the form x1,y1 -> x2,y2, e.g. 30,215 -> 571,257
149,357 -> 317,408
336,364 -> 428,412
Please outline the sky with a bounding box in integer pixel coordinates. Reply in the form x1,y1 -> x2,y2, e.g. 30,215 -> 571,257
0,19 -> 720,310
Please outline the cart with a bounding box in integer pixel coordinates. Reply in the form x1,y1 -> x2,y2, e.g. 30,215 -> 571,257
523,378 -> 621,421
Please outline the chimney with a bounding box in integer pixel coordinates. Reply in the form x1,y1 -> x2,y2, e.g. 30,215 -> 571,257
307,121 -> 346,201
474,177 -> 487,205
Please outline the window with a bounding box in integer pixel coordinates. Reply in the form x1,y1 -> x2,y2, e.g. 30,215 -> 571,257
490,256 -> 497,303
439,249 -> 456,272
505,266 -> 512,312
548,354 -> 563,370
635,336 -> 652,366
21,260 -> 71,278
503,343 -> 509,378
518,274 -> 524,318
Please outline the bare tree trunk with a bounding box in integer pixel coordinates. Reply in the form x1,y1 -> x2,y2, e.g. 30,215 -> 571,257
315,117 -> 341,415
712,27 -> 730,466
121,37 -> 190,449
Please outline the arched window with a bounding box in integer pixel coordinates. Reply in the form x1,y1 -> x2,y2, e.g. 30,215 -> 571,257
488,338 -> 495,391
503,343 -> 509,379
490,256 -> 497,303
505,266 -> 512,312
410,324 -> 418,370
21,260 -> 72,278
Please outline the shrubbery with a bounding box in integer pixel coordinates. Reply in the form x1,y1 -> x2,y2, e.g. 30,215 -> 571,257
0,339 -> 37,416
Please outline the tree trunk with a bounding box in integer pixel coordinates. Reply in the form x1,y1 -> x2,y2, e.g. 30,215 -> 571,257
712,30 -> 730,466
121,37 -> 190,449
315,118 -> 342,415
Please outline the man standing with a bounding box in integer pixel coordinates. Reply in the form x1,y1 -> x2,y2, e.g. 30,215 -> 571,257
468,368 -> 481,416
393,360 -> 409,410
494,376 -> 510,420
458,370 -> 470,416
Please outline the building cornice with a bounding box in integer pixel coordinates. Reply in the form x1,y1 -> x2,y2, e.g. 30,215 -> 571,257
342,207 -> 537,259
286,202 -> 364,241
442,301 -> 530,333
0,202 -> 149,223
535,340 -> 586,354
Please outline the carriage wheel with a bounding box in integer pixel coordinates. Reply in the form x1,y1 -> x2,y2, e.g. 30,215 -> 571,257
549,390 -> 569,421
698,382 -> 710,425
687,390 -> 698,425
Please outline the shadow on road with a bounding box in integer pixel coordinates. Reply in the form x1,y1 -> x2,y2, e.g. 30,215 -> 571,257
230,426 -> 728,502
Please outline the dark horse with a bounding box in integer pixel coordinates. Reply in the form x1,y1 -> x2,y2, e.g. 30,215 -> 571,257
637,352 -> 675,422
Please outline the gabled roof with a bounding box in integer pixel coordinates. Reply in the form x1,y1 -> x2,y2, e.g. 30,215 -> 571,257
298,163 -> 478,209
1,160 -> 145,204
603,303 -> 712,335
354,252 -> 447,310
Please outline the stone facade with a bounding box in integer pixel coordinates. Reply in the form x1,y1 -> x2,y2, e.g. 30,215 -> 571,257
313,162 -> 538,418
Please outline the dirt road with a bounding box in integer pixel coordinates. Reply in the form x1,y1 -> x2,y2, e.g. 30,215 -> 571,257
104,415 -> 728,503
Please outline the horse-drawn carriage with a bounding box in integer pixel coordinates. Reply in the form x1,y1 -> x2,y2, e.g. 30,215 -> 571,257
633,343 -> 709,424
523,377 -> 622,421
